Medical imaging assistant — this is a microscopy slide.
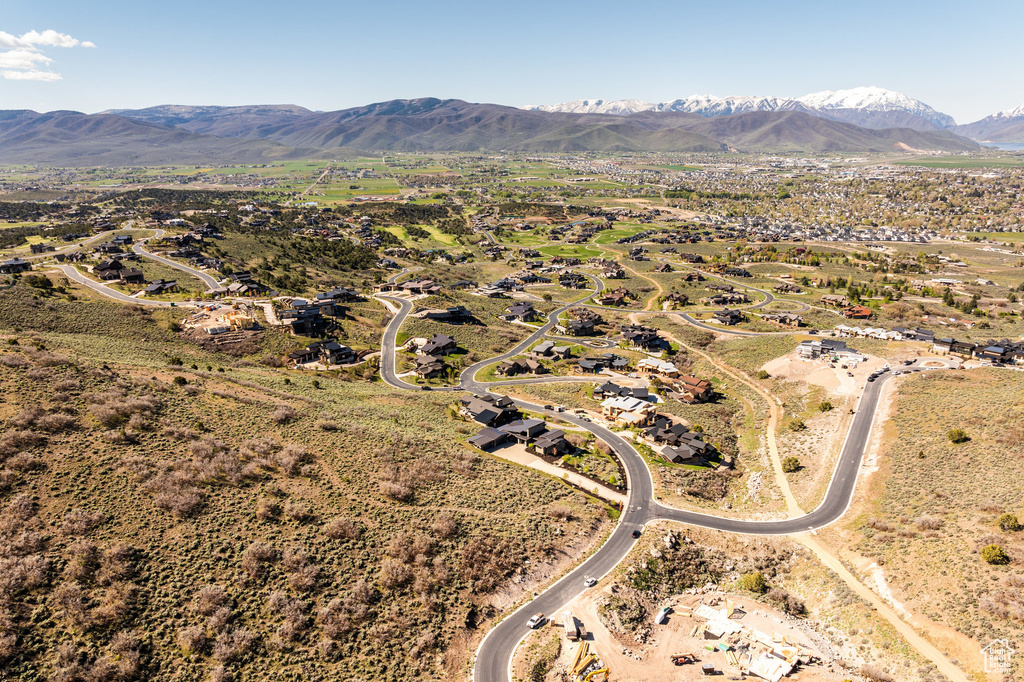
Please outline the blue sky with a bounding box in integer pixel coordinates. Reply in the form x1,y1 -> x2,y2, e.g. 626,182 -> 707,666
1,0 -> 1022,123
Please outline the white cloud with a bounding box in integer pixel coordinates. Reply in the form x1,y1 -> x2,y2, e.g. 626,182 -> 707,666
3,69 -> 61,82
0,29 -> 93,82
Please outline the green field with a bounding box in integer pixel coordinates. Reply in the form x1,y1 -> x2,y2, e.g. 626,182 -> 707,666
893,156 -> 1024,169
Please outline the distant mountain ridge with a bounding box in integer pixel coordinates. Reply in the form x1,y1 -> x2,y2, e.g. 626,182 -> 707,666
955,104 -> 1024,143
0,97 -> 982,166
526,87 -> 958,132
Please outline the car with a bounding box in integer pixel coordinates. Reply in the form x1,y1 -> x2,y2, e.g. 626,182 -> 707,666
420,385 -> 432,391
847,371 -> 853,377
867,377 -> 875,382
543,404 -> 553,410
903,360 -> 914,365
526,613 -> 545,629
893,371 -> 901,376
584,576 -> 597,587
631,529 -> 641,539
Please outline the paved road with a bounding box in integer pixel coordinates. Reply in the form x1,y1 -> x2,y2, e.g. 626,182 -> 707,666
133,238 -> 220,291
371,275 -> 933,682
52,264 -> 175,307
469,368 -> 916,682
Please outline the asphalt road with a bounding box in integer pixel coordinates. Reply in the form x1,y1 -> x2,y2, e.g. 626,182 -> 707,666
369,274 -> 932,682
133,238 -> 220,291
52,264 -> 173,307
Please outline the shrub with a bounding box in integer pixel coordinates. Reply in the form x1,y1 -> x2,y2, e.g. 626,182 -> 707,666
787,420 -> 805,432
947,428 -> 969,444
324,517 -> 361,540
271,405 -> 297,424
781,457 -> 800,473
982,544 -> 1010,565
860,665 -> 894,682
997,513 -> 1020,532
738,571 -> 768,594
756,370 -> 770,380
818,400 -> 833,412
172,376 -> 187,386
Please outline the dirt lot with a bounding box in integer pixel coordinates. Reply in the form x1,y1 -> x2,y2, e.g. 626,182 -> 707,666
521,590 -> 846,682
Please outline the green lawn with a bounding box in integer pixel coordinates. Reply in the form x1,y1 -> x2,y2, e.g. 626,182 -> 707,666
893,156 -> 1024,169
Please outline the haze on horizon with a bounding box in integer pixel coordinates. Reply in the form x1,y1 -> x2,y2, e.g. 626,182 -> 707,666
2,0 -> 1023,124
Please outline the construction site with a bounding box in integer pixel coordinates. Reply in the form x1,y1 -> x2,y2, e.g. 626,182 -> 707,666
518,591 -> 848,682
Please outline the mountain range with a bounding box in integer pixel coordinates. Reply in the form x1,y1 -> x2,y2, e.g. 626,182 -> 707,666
2,90 -> 1020,166
527,87 -> 1024,142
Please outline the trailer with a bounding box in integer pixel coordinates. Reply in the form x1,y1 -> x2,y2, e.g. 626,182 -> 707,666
562,611 -> 580,641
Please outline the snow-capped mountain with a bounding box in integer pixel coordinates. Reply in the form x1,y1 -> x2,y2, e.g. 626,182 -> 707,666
796,87 -> 956,129
527,99 -> 655,115
988,104 -> 1024,120
524,87 -> 956,131
954,103 -> 1024,143
653,95 -> 810,117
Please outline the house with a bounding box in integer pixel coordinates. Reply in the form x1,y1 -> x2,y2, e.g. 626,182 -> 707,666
602,266 -> 625,279
558,271 -> 588,289
760,313 -> 803,327
712,309 -> 744,326
668,375 -> 714,403
0,258 -> 31,274
316,287 -> 361,303
29,243 -> 55,254
557,318 -> 595,336
280,303 -> 328,335
774,282 -> 802,293
118,269 -> 146,284
533,429 -> 571,456
461,394 -> 520,427
420,334 -> 457,356
94,259 -> 125,280
504,302 -> 538,323
143,279 -> 177,295
621,324 -> 665,351
468,427 -> 509,451
415,306 -> 473,322
529,340 -> 571,360
414,354 -> 445,378
724,267 -> 751,277
655,263 -> 673,273
288,339 -> 356,366
496,358 -> 546,376
577,353 -> 629,373
593,381 -> 649,401
703,293 -> 748,306
601,395 -> 655,427
636,357 -> 680,377
498,418 -> 547,443
680,272 -> 704,282
662,292 -> 689,308
797,339 -> 859,360
842,305 -> 873,319
450,280 -> 477,290
401,278 -> 442,295
820,294 -> 849,307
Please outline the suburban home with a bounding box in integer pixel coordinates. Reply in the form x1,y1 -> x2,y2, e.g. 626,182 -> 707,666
316,287 -> 361,303
558,271 -> 588,289
118,269 -> 146,284
593,381 -> 649,401
680,272 -> 704,282
496,358 -> 546,376
602,266 -> 625,279
621,324 -> 665,351
668,375 -> 714,403
557,318 -> 595,336
143,279 -> 177,295
279,303 -> 328,335
577,353 -> 629,373
842,305 -> 873,319
288,339 -> 356,366
29,243 -> 55,254
713,309 -> 744,326
760,313 -> 803,327
797,339 -> 860,360
532,429 -> 571,456
468,427 -> 509,451
498,418 -> 547,443
724,267 -> 751,277
400,278 -> 442,295
636,357 -> 680,377
461,394 -> 520,427
414,354 -> 445,378
528,340 -> 572,360
703,292 -> 748,306
820,294 -> 849,307
420,334 -> 457,356
774,282 -> 802,293
0,258 -> 31,274
601,395 -> 655,427
655,263 -> 673,273
504,302 -> 539,323
415,306 -> 473,322
662,292 -> 689,308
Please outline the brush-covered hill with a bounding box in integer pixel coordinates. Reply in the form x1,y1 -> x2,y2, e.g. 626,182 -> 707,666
0,110 -> 317,166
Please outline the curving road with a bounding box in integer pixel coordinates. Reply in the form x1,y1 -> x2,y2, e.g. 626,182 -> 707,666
52,264 -> 175,307
371,273 -> 936,682
132,237 -> 220,291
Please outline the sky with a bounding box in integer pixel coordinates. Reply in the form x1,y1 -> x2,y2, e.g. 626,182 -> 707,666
1,0 -> 1022,124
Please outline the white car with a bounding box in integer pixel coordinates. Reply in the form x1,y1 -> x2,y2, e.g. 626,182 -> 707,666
584,576 -> 597,587
526,613 -> 545,629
